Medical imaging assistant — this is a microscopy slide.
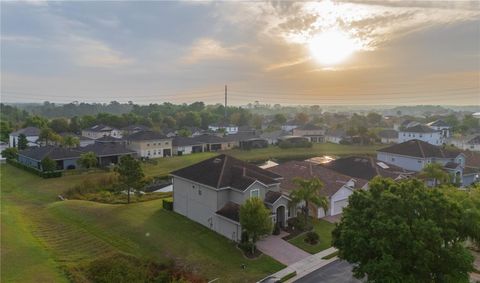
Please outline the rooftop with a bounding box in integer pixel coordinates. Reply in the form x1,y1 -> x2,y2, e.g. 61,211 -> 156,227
11,126 -> 41,136
19,146 -> 83,161
378,129 -> 398,139
126,130 -> 169,141
85,124 -> 116,132
427,120 -> 449,127
378,139 -> 461,159
401,124 -> 437,133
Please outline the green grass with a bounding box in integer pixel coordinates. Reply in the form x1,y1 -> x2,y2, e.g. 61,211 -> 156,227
288,219 -> 336,254
1,165 -> 283,282
142,152 -> 217,177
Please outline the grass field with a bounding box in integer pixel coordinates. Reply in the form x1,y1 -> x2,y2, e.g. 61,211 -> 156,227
1,165 -> 283,282
288,219 -> 336,254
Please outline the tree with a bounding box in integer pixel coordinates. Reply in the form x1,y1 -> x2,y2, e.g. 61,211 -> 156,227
366,112 -> 382,126
78,152 -> 98,169
290,177 -> 328,225
49,118 -> 70,133
1,147 -> 18,160
239,197 -> 273,254
273,113 -> 287,125
39,128 -> 62,146
41,157 -> 57,172
332,178 -> 479,282
295,112 -> 309,125
17,134 -> 28,150
23,115 -> 48,128
62,135 -> 80,148
114,155 -> 144,204
418,163 -> 450,187
0,121 -> 12,142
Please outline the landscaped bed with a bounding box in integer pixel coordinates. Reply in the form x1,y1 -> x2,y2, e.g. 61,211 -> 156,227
288,219 -> 336,254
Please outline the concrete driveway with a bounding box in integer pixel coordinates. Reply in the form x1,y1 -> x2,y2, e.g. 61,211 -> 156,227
294,260 -> 362,283
256,232 -> 310,265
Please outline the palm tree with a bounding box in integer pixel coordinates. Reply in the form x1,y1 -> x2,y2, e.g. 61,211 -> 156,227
290,177 -> 329,224
62,135 -> 80,148
419,163 -> 450,187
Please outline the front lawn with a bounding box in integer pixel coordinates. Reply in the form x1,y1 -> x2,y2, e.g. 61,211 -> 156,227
288,219 -> 336,254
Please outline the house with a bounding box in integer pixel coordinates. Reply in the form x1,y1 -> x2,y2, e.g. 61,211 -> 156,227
377,139 -> 479,186
18,146 -> 83,171
161,128 -> 177,138
378,129 -> 398,144
223,132 -> 259,148
94,135 -> 125,144
81,124 -> 122,140
172,154 -> 290,242
325,129 -> 346,144
125,131 -> 172,158
292,124 -> 325,143
451,135 -> 480,152
426,120 -> 451,138
268,161 -> 367,217
239,138 -> 269,150
192,134 -> 234,151
259,130 -> 290,145
80,143 -> 136,167
394,120 -> 420,131
281,120 -> 299,132
0,141 -> 7,162
9,127 -> 40,148
172,136 -> 205,156
398,124 -> 444,145
466,135 -> 480,152
59,133 -> 95,147
321,156 -> 414,181
122,124 -> 150,136
208,123 -> 238,135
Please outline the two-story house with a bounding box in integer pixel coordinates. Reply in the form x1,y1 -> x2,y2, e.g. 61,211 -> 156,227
125,131 -> 173,158
81,124 -> 122,140
208,123 -> 238,135
292,124 -> 326,143
171,154 -> 290,242
398,124 -> 444,145
9,126 -> 40,148
377,139 -> 479,186
426,119 -> 451,138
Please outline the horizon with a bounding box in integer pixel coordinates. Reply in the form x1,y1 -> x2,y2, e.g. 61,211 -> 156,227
1,0 -> 479,105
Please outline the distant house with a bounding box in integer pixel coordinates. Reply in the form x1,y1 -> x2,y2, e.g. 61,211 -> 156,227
208,123 -> 238,135
426,120 -> 451,138
122,124 -> 150,136
259,130 -> 290,145
192,134 -> 234,151
223,132 -> 259,148
378,129 -> 398,144
94,135 -> 125,144
172,154 -> 289,242
18,146 -> 83,171
172,136 -> 205,156
281,120 -> 299,132
466,135 -> 480,152
325,129 -> 346,144
59,133 -> 95,148
9,127 -> 40,148
239,138 -> 268,150
321,156 -> 414,181
377,139 -> 479,186
268,161 -> 367,217
450,135 -> 480,152
292,124 -> 325,143
125,131 -> 172,158
398,124 -> 444,145
81,124 -> 122,140
80,143 -> 136,167
394,120 -> 420,131
0,141 -> 7,162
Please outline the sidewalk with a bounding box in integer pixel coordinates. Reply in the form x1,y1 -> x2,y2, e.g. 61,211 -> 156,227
259,247 -> 338,283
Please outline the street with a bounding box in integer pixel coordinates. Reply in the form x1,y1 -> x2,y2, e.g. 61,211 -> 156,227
294,260 -> 362,283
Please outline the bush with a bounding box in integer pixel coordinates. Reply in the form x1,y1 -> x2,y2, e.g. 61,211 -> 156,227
7,159 -> 62,178
305,231 -> 320,245
238,241 -> 255,255
162,199 -> 173,211
279,271 -> 297,282
287,215 -> 312,232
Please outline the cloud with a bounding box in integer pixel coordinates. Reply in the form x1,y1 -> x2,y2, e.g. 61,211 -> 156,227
180,38 -> 236,64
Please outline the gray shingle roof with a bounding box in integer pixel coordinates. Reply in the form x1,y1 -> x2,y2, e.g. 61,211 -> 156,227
378,139 -> 461,159
467,135 -> 480,145
216,202 -> 240,222
402,124 -> 437,133
19,146 -> 83,161
11,127 -> 41,136
81,143 -> 136,157
85,124 -> 115,132
126,131 -> 168,141
378,129 -> 398,139
172,136 -> 205,147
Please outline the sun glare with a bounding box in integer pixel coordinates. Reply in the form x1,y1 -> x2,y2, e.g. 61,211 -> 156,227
309,30 -> 358,66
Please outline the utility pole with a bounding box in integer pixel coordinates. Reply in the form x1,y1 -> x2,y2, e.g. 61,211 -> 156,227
224,84 -> 227,122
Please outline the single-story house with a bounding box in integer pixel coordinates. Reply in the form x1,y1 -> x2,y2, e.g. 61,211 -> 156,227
325,129 -> 347,144
172,136 -> 205,156
18,146 -> 83,171
81,143 -> 137,167
259,130 -> 290,145
208,123 -> 239,135
239,138 -> 269,150
122,124 -> 150,136
81,124 -> 122,140
192,134 -> 234,151
9,127 -> 41,148
292,124 -> 325,143
378,129 -> 398,144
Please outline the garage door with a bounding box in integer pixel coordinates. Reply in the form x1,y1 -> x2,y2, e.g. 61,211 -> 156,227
333,199 -> 348,215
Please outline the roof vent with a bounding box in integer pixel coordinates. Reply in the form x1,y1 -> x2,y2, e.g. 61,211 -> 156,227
377,162 -> 389,169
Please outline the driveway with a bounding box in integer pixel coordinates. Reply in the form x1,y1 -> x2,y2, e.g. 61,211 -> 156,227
256,232 -> 310,265
294,260 -> 362,283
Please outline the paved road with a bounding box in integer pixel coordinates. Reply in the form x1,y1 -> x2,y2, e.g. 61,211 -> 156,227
294,260 -> 362,283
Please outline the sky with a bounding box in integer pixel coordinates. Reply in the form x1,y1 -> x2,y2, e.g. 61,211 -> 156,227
1,0 -> 479,106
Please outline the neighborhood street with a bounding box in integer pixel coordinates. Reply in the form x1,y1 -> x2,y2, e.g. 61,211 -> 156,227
294,260 -> 361,283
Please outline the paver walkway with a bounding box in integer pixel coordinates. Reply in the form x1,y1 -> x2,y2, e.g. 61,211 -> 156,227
256,231 -> 311,265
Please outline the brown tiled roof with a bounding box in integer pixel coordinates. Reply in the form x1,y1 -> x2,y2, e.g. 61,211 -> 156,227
216,202 -> 240,222
321,156 -> 413,181
171,154 -> 281,191
378,140 -> 461,159
267,161 -> 367,198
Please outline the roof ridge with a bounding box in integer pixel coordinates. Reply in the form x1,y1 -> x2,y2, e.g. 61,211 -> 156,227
216,155 -> 228,189
417,140 -> 426,158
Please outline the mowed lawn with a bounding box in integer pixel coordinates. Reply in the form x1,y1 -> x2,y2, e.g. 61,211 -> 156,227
288,219 -> 336,254
1,165 -> 283,282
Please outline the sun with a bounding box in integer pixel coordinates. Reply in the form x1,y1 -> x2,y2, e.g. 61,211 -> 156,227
309,30 -> 357,66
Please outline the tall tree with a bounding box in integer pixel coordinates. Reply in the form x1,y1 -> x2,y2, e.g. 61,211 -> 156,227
49,118 -> 70,133
418,163 -> 450,187
114,155 -> 144,204
332,178 -> 479,282
273,113 -> 287,125
239,197 -> 273,254
295,112 -> 309,125
17,134 -> 28,150
78,152 -> 98,169
62,135 -> 80,148
290,177 -> 329,224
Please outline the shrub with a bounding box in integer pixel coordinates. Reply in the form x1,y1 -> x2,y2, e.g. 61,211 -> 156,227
305,231 -> 320,245
238,241 -> 255,255
279,271 -> 297,282
7,159 -> 62,178
287,215 -> 312,232
162,199 -> 173,211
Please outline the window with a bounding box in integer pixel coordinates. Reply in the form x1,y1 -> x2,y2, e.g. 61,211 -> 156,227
165,142 -> 169,145
147,151 -> 150,156
250,189 -> 260,198
391,158 -> 395,162
418,160 -> 422,163
198,189 -> 202,196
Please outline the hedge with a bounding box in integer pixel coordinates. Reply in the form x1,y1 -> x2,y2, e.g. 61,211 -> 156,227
279,271 -> 297,282
162,199 -> 173,211
7,159 -> 62,178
